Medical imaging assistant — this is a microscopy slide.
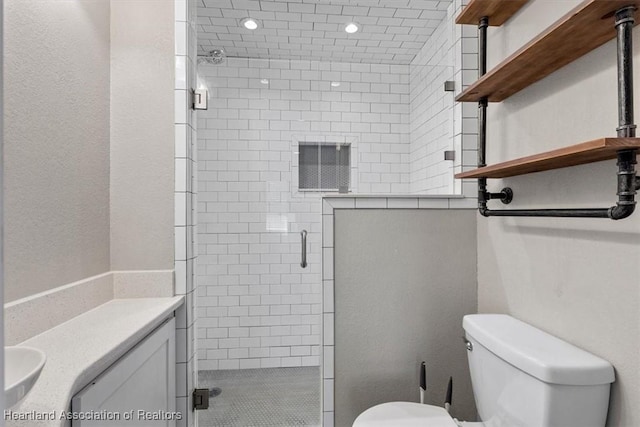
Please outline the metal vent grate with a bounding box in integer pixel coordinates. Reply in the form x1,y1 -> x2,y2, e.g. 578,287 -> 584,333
299,142 -> 350,192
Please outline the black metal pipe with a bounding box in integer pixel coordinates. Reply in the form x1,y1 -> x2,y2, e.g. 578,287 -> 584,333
478,17 -> 488,76
480,150 -> 637,219
478,100 -> 487,168
488,188 -> 513,203
616,6 -> 636,137
609,149 -> 637,219
477,17 -> 488,169
476,18 -> 506,207
476,17 -> 512,208
476,7 -> 639,220
479,208 -> 611,218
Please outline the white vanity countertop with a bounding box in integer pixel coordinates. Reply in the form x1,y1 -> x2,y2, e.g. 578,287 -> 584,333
6,297 -> 184,427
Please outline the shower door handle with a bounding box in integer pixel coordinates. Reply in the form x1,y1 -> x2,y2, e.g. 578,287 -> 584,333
300,230 -> 308,268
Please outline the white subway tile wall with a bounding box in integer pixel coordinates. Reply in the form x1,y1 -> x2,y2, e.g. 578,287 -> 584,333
175,0 -> 199,425
196,57 -> 411,370
410,0 -> 478,197
409,3 -> 455,194
453,0 -> 479,196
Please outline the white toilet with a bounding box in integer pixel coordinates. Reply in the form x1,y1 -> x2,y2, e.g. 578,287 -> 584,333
353,314 -> 615,427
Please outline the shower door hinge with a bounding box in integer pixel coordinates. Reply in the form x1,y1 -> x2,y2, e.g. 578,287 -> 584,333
192,88 -> 209,110
193,388 -> 210,410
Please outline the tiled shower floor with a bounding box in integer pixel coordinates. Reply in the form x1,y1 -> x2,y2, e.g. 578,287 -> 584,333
198,367 -> 321,427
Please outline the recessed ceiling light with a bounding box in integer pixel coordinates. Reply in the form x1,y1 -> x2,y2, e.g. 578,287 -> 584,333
260,78 -> 269,85
345,22 -> 360,34
241,17 -> 259,30
331,81 -> 341,87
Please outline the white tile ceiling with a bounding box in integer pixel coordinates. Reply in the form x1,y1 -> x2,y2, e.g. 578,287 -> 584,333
198,0 -> 453,64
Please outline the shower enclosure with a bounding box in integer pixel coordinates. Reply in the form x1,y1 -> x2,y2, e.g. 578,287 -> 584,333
195,56 -> 324,426
193,31 -> 440,423
191,0 -> 473,423
194,43 -> 423,423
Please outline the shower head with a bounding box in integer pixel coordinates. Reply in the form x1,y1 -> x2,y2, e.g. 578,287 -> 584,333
198,49 -> 226,65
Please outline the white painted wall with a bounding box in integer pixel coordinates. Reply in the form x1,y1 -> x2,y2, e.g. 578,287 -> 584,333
478,1 -> 640,425
3,0 -> 111,302
3,2 -> 184,421
4,0 -> 177,302
110,0 -> 176,271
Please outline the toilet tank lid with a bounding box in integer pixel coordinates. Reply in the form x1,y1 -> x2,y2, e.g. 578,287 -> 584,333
463,314 -> 615,386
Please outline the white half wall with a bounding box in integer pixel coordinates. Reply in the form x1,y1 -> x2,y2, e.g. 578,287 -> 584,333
334,209 -> 477,427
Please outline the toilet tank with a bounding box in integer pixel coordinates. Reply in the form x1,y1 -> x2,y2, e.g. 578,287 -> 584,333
463,315 -> 615,427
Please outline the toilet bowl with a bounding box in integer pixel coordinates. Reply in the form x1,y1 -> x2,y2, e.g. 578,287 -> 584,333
353,402 -> 459,427
352,314 -> 615,427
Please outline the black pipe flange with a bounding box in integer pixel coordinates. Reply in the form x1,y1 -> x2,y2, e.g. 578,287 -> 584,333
499,188 -> 513,205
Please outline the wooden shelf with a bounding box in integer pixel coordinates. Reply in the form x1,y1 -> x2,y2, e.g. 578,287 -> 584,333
456,0 -> 640,103
456,0 -> 529,26
455,137 -> 640,178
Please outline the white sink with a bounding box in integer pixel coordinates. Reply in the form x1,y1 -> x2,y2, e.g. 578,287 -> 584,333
5,346 -> 46,409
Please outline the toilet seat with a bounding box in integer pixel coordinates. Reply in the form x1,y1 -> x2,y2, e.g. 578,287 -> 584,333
352,402 -> 459,427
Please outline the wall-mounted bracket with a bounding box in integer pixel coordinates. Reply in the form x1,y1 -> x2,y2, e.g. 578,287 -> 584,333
482,187 -> 513,205
193,388 -> 210,410
192,88 -> 209,110
472,7 -> 639,219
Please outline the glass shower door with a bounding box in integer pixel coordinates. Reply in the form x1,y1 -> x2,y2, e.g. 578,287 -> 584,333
195,81 -> 323,424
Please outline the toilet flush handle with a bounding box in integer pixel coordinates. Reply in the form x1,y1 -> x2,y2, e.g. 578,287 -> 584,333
463,337 -> 473,351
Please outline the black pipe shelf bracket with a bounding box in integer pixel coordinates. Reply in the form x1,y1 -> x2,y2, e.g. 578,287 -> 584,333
470,5 -> 640,220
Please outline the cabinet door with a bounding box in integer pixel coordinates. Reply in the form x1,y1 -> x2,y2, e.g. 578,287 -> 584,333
71,318 -> 176,427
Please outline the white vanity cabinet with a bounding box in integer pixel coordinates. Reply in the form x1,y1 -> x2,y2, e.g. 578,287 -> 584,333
71,318 -> 177,426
